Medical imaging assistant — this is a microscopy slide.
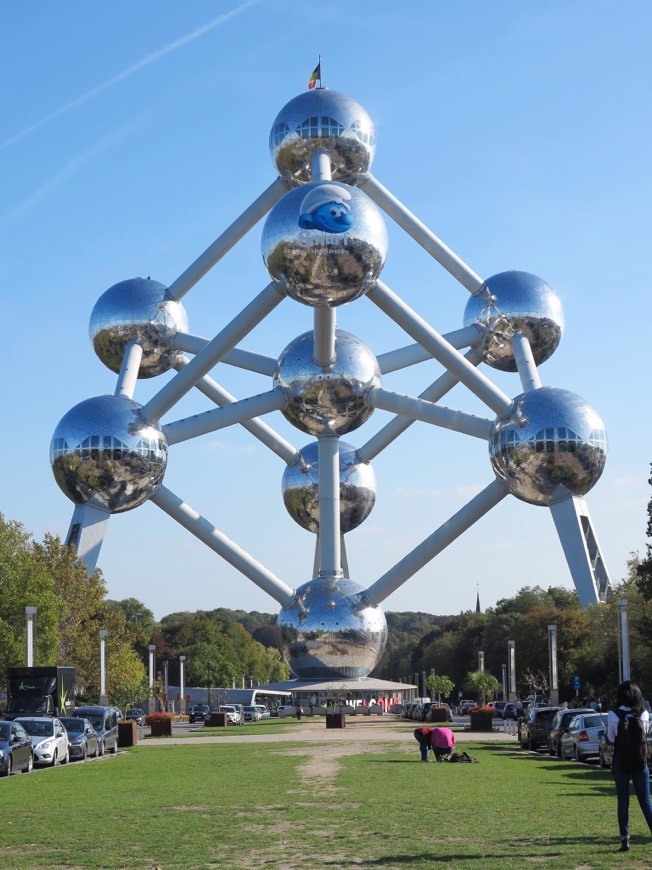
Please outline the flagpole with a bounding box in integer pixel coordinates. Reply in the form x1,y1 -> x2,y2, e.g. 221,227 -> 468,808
318,54 -> 322,88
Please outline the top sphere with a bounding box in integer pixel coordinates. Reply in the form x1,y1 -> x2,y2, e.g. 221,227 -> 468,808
269,89 -> 376,187
464,271 -> 564,371
89,278 -> 188,378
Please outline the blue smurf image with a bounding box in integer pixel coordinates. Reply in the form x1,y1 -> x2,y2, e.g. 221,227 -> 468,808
298,184 -> 353,233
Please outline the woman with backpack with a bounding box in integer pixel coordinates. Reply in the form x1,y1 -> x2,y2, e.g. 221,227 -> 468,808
607,680 -> 652,852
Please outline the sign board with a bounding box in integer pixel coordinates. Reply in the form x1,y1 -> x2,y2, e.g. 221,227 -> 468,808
573,675 -> 581,690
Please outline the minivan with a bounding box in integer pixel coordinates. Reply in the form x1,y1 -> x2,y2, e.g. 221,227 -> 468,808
73,706 -> 119,755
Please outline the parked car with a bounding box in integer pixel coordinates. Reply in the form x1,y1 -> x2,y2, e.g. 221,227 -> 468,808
188,704 -> 210,724
502,702 -> 518,720
216,705 -> 243,725
59,716 -> 99,761
73,706 -> 119,755
519,706 -> 562,750
419,702 -> 433,721
243,705 -> 262,722
560,712 -> 609,762
548,708 -> 594,757
458,700 -> 476,715
427,704 -> 454,722
0,720 -> 33,776
125,708 -> 145,725
16,716 -> 69,766
254,705 -> 271,720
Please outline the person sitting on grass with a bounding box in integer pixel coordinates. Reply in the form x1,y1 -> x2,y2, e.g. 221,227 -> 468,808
413,725 -> 456,762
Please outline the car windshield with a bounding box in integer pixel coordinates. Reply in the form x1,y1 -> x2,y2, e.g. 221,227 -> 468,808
77,714 -> 103,730
0,724 -> 10,741
18,720 -> 53,737
61,719 -> 84,733
584,714 -> 608,728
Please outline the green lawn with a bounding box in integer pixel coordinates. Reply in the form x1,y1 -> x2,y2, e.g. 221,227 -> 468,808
0,735 -> 648,869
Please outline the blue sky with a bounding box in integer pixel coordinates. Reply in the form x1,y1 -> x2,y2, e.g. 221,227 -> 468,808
2,1 -> 651,621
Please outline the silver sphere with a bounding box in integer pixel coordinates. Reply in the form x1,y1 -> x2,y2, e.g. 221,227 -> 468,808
89,277 -> 188,378
262,181 -> 387,307
50,395 -> 168,513
277,577 -> 388,679
464,271 -> 564,371
269,89 -> 376,187
282,441 -> 376,533
489,387 -> 607,506
274,330 -> 380,435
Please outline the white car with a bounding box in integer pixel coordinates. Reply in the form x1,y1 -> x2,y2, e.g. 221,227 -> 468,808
254,705 -> 271,720
15,717 -> 69,766
218,705 -> 242,725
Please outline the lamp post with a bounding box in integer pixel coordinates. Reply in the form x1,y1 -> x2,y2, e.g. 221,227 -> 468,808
25,607 -> 37,667
99,630 -> 108,705
617,599 -> 630,682
163,660 -> 169,712
501,663 -> 507,700
507,640 -> 516,701
148,645 -> 156,714
548,625 -> 559,706
478,650 -> 485,673
207,662 -> 212,706
179,656 -> 186,714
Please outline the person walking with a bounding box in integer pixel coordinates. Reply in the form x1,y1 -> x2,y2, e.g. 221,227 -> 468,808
606,680 -> 652,852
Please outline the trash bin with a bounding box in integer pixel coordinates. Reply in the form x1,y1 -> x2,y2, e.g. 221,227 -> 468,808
326,712 -> 346,729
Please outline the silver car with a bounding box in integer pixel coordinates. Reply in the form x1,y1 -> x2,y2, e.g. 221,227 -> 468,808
16,717 -> 70,766
560,712 -> 608,762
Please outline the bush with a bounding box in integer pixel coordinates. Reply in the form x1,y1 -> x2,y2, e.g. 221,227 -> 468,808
143,712 -> 173,726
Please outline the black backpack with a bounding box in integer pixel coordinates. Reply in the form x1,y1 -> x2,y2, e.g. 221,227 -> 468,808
614,709 -> 648,773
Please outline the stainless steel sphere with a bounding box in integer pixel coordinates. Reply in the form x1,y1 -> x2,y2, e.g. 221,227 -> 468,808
262,181 -> 387,307
89,277 -> 188,377
489,387 -> 607,506
274,330 -> 380,435
269,89 -> 376,187
50,395 -> 168,513
277,577 -> 388,679
464,271 -> 564,371
282,441 -> 376,533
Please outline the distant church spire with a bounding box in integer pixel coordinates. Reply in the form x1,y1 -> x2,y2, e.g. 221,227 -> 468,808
475,584 -> 481,613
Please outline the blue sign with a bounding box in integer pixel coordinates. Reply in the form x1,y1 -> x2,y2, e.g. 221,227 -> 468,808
573,675 -> 581,690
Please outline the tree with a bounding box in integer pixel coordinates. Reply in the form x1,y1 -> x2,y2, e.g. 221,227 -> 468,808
426,674 -> 454,705
463,670 -> 501,706
636,463 -> 652,599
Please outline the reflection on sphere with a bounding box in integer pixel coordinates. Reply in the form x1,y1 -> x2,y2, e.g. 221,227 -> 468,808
274,330 -> 380,435
282,441 -> 376,533
262,181 -> 387,307
50,395 -> 167,513
89,277 -> 188,377
489,387 -> 607,506
464,271 -> 563,371
277,577 -> 387,679
269,89 -> 376,186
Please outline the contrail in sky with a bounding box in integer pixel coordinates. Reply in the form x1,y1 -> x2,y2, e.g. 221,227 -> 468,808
1,1 -> 259,152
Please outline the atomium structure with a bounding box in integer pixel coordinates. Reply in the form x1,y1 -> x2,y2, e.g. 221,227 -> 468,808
51,86 -> 611,682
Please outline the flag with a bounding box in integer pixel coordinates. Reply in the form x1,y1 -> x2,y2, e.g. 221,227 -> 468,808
308,61 -> 321,90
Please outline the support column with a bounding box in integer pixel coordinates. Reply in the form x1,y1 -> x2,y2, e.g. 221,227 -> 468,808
99,630 -> 108,705
508,641 -> 516,701
548,625 -> 559,706
148,645 -> 156,714
66,497 -> 111,575
618,599 -> 630,683
25,607 -> 37,667
179,656 -> 186,714
317,435 -> 341,580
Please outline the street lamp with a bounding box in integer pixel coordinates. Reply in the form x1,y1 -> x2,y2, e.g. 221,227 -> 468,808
148,645 -> 156,714
163,660 -> 169,712
25,607 -> 37,667
478,650 -> 485,673
207,662 -> 212,706
617,599 -> 630,682
179,656 -> 186,714
548,625 -> 559,706
99,630 -> 108,705
507,640 -> 516,701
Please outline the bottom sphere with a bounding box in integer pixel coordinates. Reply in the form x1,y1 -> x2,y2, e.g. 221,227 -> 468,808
277,577 -> 387,679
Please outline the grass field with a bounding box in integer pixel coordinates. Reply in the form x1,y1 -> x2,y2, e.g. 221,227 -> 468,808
0,724 -> 649,870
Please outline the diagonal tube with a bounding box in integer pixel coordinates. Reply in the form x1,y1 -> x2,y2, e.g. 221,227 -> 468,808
141,282 -> 284,423
363,479 -> 508,606
173,333 -> 278,377
512,331 -> 542,392
377,324 -> 483,374
167,177 -> 287,300
368,281 -> 512,416
151,485 -> 295,607
367,387 -> 492,440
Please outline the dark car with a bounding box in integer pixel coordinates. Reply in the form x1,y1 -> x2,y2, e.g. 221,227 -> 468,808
59,716 -> 100,761
519,706 -> 562,750
0,720 -> 33,776
125,708 -> 145,725
548,708 -> 594,757
188,704 -> 210,724
73,706 -> 119,755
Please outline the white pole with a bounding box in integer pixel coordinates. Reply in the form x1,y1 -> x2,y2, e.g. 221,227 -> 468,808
548,625 -> 559,705
377,325 -> 482,373
313,307 -> 336,368
114,340 -> 143,399
367,387 -> 492,439
25,607 -> 37,667
148,645 -> 156,714
512,332 -> 542,392
501,664 -> 507,699
99,630 -> 108,705
311,149 -> 332,182
478,651 -> 485,672
179,656 -> 186,714
618,599 -> 630,682
163,661 -> 169,712
508,641 -> 516,701
317,435 -> 342,579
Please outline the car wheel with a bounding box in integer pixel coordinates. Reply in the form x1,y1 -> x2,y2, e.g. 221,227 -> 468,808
25,753 -> 33,774
574,745 -> 582,763
599,750 -> 607,769
80,746 -> 87,762
51,749 -> 58,767
528,736 -> 536,751
62,748 -> 69,764
548,742 -> 555,756
556,742 -> 562,759
3,757 -> 12,777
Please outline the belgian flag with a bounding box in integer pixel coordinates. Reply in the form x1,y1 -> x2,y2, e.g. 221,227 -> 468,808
308,60 -> 321,90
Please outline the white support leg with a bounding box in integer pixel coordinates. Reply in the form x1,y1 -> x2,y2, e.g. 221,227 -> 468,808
377,324 -> 482,374
367,387 -> 492,440
317,435 -> 342,579
65,497 -> 111,574
549,492 -> 612,606
512,331 -> 542,392
114,340 -> 143,399
313,307 -> 336,367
